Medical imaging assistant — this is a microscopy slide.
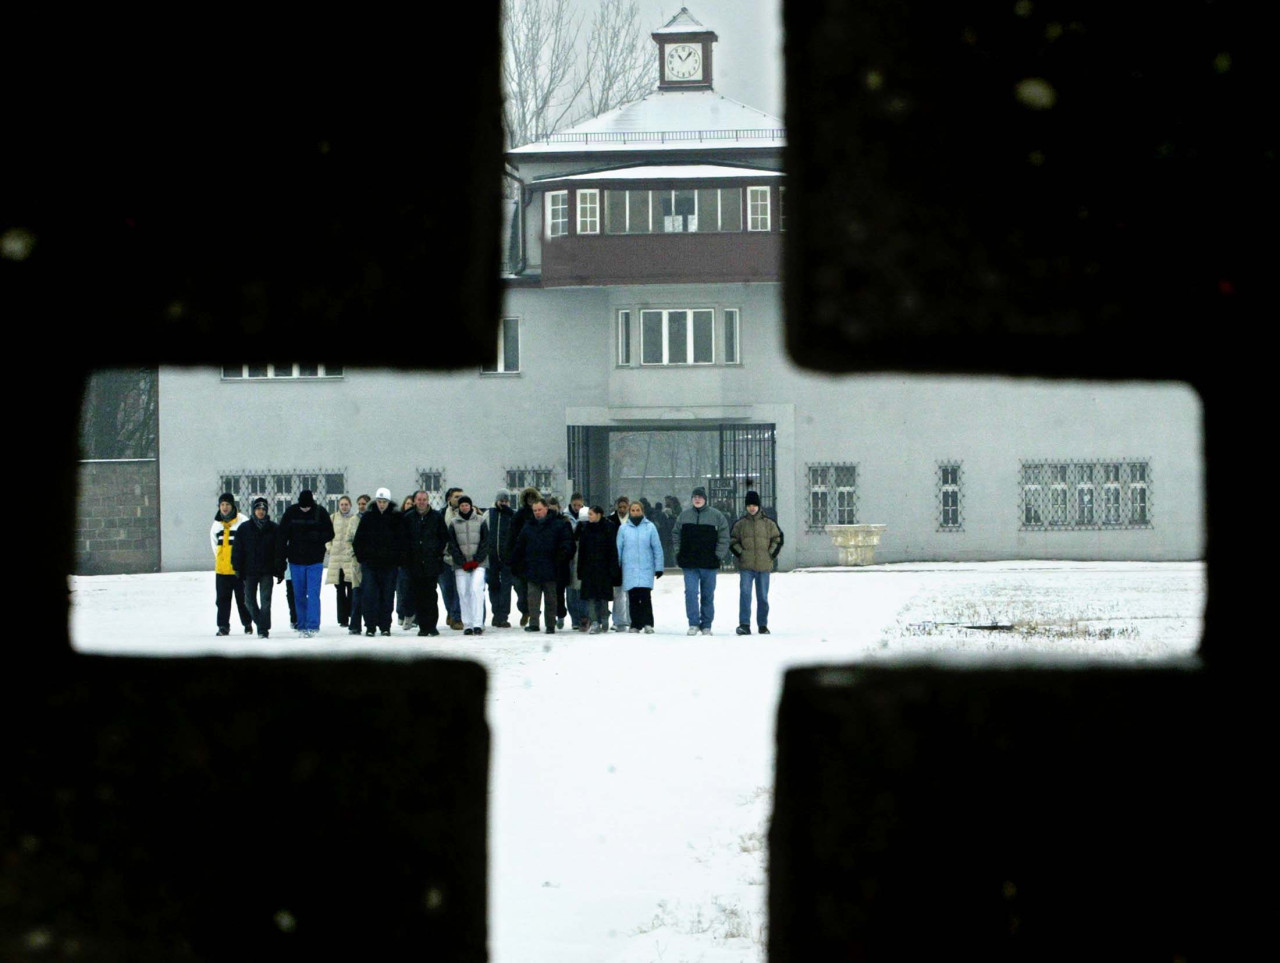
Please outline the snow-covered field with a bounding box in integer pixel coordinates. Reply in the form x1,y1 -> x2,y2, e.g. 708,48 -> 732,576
70,561 -> 1203,962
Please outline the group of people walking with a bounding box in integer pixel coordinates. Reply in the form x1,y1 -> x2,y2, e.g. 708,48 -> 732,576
209,482 -> 784,640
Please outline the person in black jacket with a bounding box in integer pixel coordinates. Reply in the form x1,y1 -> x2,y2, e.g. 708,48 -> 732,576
545,496 -> 574,629
503,486 -> 542,626
232,497 -> 283,638
404,489 -> 450,637
485,490 -> 516,627
509,498 -> 571,634
276,490 -> 335,638
673,485 -> 731,636
352,487 -> 404,638
576,506 -> 622,633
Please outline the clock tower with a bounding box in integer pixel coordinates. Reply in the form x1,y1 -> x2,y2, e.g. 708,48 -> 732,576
653,7 -> 718,91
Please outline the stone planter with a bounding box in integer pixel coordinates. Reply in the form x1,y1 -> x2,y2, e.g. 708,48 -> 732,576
824,524 -> 887,566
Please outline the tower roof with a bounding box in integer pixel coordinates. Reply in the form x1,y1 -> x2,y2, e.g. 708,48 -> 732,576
509,89 -> 783,155
653,7 -> 708,35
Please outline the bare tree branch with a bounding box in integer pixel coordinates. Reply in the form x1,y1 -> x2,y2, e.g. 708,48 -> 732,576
585,0 -> 658,118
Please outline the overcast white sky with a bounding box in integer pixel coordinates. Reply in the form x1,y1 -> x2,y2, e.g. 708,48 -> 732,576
570,0 -> 784,119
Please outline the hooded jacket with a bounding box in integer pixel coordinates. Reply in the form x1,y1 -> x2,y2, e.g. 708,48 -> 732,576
617,515 -> 664,591
277,502 -> 336,567
352,504 -> 404,569
729,511 -> 784,572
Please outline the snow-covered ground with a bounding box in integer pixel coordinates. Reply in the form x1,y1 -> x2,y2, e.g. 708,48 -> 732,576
71,561 -> 1203,963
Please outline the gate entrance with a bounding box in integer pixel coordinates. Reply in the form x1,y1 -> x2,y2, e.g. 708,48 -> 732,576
567,423 -> 776,565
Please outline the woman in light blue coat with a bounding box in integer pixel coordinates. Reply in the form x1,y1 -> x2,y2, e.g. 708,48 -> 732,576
616,501 -> 665,633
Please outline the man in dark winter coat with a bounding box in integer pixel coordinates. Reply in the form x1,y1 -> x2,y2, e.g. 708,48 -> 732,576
232,497 -> 284,638
576,505 -> 621,633
509,498 -> 571,634
673,485 -> 731,636
546,497 -> 574,629
503,486 -> 541,626
404,489 -> 450,636
352,487 -> 404,638
485,490 -> 516,627
276,490 -> 334,638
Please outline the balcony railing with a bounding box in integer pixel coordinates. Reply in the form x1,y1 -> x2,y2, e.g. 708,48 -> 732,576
526,128 -> 786,146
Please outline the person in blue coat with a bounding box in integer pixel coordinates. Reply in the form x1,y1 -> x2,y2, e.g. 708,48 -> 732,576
616,500 -> 665,634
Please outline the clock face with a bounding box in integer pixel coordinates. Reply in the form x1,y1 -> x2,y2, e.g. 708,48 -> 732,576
665,43 -> 703,81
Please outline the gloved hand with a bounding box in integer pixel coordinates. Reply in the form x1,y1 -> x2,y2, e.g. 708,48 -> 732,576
654,571 -> 664,579
275,574 -> 284,584
463,560 -> 479,572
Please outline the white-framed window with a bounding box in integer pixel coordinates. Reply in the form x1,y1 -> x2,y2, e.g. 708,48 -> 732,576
808,463 -> 857,531
577,189 -> 600,235
640,308 -> 715,365
222,364 -> 343,380
938,462 -> 962,531
617,310 -> 632,365
747,186 -> 771,231
481,317 -> 521,374
723,308 -> 740,364
603,187 -> 749,233
417,469 -> 447,510
1021,459 -> 1151,529
219,469 -> 347,517
545,190 -> 569,238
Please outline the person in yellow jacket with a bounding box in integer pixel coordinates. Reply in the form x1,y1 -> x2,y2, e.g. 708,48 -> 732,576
211,492 -> 252,636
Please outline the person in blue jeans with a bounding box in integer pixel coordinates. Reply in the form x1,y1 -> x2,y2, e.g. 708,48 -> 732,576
672,485 -> 730,636
276,489 -> 334,639
729,490 -> 783,635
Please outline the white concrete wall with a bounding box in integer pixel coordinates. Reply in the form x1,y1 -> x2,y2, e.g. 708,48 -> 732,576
157,282 -> 1203,571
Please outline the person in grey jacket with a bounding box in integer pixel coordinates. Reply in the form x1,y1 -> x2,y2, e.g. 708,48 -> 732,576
446,494 -> 489,635
672,485 -> 730,635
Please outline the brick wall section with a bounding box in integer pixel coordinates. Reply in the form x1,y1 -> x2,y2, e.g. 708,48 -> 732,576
76,460 -> 160,575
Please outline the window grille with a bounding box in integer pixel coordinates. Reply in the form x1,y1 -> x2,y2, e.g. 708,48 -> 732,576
219,468 -> 347,518
506,466 -> 555,500
938,462 -> 963,531
1020,459 -> 1152,530
417,469 -> 447,510
807,463 -> 857,531
222,364 -> 343,380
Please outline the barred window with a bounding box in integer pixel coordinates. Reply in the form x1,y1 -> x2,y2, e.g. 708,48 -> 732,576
807,463 -> 857,531
417,470 -> 447,510
219,469 -> 347,517
938,462 -> 963,531
1020,460 -> 1152,530
506,467 -> 555,500
222,364 -> 343,380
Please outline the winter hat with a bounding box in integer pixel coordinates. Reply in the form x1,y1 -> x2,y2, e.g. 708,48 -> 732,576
218,492 -> 236,509
691,486 -> 707,499
496,489 -> 511,503
745,490 -> 761,507
375,487 -> 392,501
251,497 -> 269,512
457,494 -> 473,509
298,489 -> 315,508
578,506 -> 590,522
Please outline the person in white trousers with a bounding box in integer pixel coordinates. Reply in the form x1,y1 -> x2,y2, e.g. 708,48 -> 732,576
445,494 -> 489,636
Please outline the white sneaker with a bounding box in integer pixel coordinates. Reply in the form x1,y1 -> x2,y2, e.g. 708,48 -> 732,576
701,628 -> 712,636
687,627 -> 699,636
628,627 -> 641,633
642,626 -> 654,634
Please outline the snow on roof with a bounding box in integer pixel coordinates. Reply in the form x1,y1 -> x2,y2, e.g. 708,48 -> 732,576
509,89 -> 784,155
653,7 -> 708,35
533,164 -> 783,185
